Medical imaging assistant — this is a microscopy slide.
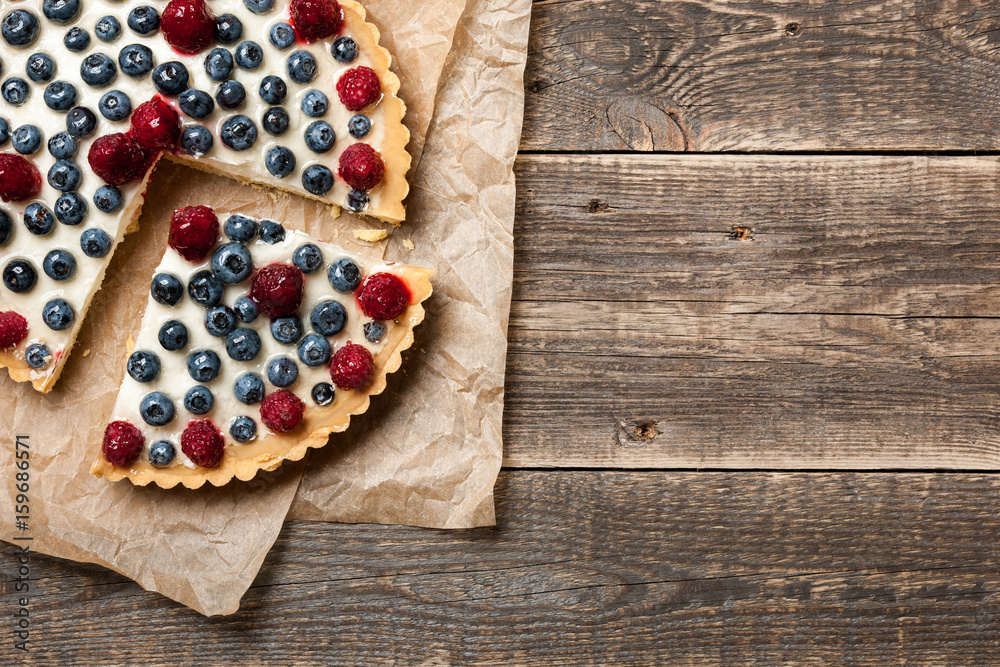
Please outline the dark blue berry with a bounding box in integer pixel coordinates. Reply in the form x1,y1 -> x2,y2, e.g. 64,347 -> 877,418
2,10 -> 39,46
47,160 -> 81,191
216,79 -> 245,109
215,14 -> 242,43
43,0 -> 80,25
152,61 -> 188,95
150,272 -> 183,305
348,114 -> 371,138
304,120 -> 335,153
234,296 -> 258,323
119,43 -> 154,78
43,80 -> 76,111
234,372 -> 265,404
262,106 -> 289,135
12,125 -> 41,154
184,385 -> 214,415
41,298 -> 74,330
269,23 -> 294,49
259,219 -> 285,244
271,316 -> 303,344
187,270 -> 224,307
258,75 -> 286,104
229,416 -> 256,443
148,440 -> 175,467
293,243 -> 323,273
66,106 -> 97,137
42,249 -> 76,281
220,115 -> 257,151
56,193 -> 87,226
95,15 -> 121,42
0,210 -> 11,246
346,189 -> 369,212
25,343 -> 50,369
80,228 -> 113,257
364,321 -> 387,343
226,327 -> 261,361
139,392 -> 174,426
99,90 -> 131,121
234,40 -> 263,70
211,242 -> 253,283
181,126 -> 213,156
3,259 -> 35,293
47,131 -> 77,158
286,50 -> 317,84
127,6 -> 159,35
25,53 -> 54,82
244,0 -> 274,15
63,27 -> 89,52
332,36 -> 358,63
2,78 -> 29,106
329,258 -> 361,292
158,320 -> 188,351
178,88 -> 213,119
311,301 -> 346,336
187,349 -> 221,382
23,203 -> 54,235
302,165 -> 334,195
224,214 -> 258,242
93,185 -> 123,212
0,118 -> 9,144
265,145 -> 295,178
204,48 -> 233,82
267,356 -> 298,387
204,305 -> 237,337
302,90 -> 328,117
298,334 -> 331,367
127,349 -> 160,382
80,53 -> 117,87
311,382 -> 334,406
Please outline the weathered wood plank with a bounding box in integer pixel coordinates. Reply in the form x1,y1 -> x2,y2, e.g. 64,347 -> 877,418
523,0 -> 1000,151
4,471 -> 1000,664
505,154 -> 1000,467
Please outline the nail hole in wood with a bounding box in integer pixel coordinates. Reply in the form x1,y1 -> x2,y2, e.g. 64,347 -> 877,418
785,22 -> 801,36
587,199 -> 611,214
728,225 -> 755,241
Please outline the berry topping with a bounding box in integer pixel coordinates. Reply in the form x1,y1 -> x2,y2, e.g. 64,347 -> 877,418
88,133 -> 147,186
149,440 -> 175,467
290,0 -> 342,42
130,97 -> 181,151
102,420 -> 144,466
336,66 -> 381,111
169,205 -> 218,261
358,272 -> 410,320
330,342 -> 373,390
0,153 -> 40,202
338,143 -> 384,190
259,390 -> 305,432
180,419 -> 225,468
250,263 -> 304,318
161,0 -> 215,55
0,310 -> 27,348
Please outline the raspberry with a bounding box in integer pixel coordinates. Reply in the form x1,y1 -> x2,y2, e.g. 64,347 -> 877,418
129,97 -> 182,151
88,133 -> 149,186
169,205 -> 219,261
338,143 -> 384,190
102,420 -> 145,466
161,0 -> 215,55
336,66 -> 381,111
290,0 -> 342,42
0,153 -> 41,202
259,390 -> 305,433
250,263 -> 304,318
180,419 -> 225,468
358,272 -> 410,320
330,342 -> 373,390
0,311 -> 27,348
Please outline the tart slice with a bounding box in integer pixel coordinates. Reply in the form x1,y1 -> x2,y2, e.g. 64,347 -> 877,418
90,207 -> 432,488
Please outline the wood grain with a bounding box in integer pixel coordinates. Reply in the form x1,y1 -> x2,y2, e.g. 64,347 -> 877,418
523,0 -> 1000,151
505,154 -> 1000,467
4,471 -> 1000,665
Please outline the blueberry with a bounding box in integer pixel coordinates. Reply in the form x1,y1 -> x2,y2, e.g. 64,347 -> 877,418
234,373 -> 265,404
302,165 -> 334,195
244,0 -> 274,15
139,392 -> 174,426
311,382 -> 334,406
187,349 -> 221,382
216,79 -> 245,109
42,0 -> 80,25
42,298 -> 75,330
178,88 -> 213,119
348,114 -> 371,138
127,349 -> 160,382
224,214 -> 258,243
25,53 -> 54,82
269,23 -> 294,49
346,189 -> 369,212
56,193 -> 88,226
127,6 -> 159,35
158,320 -> 188,351
258,75 -> 286,104
204,48 -> 233,82
3,259 -> 35,293
80,53 -> 117,87
265,146 -> 295,178
219,115 -> 257,151
23,203 -> 54,235
234,296 -> 258,323
12,125 -> 41,154
152,61 -> 188,95
148,440 -> 175,467
262,106 -> 289,135
63,27 -> 89,52
311,301 -> 346,336
329,258 -> 361,292
226,327 -> 261,361
2,10 -> 39,47
204,305 -> 237,337
267,356 -> 298,388
271,316 -> 303,344
229,416 -> 256,443
47,131 -> 77,158
25,343 -> 50,369
363,321 -> 387,343
0,118 -> 9,144
234,40 -> 263,70
286,50 -> 317,84
0,210 -> 11,246
47,160 -> 81,191
42,249 -> 76,281
2,78 -> 29,106
119,43 -> 154,78
259,219 -> 285,244
95,15 -> 121,42
332,36 -> 358,63
184,385 -> 214,415
93,185 -> 124,212
80,228 -> 113,258
187,270 -> 224,308
150,272 -> 183,306
66,106 -> 97,137
215,14 -> 242,44
181,126 -> 213,156
211,242 -> 253,283
298,334 -> 331,367
99,90 -> 131,121
304,120 -> 335,153
301,90 -> 329,118
293,244 -> 323,273
43,81 -> 76,111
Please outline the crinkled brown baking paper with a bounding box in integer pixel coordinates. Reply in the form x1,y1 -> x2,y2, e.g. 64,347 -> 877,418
0,0 -> 529,616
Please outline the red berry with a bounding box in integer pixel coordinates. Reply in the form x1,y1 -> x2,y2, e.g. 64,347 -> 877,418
338,143 -> 384,190
290,0 -> 342,42
250,263 -> 305,318
169,205 -> 219,261
0,153 -> 41,202
358,273 -> 410,320
330,342 -> 373,390
336,66 -> 381,111
88,133 -> 149,186
161,0 -> 215,55
103,420 -> 145,466
181,419 -> 225,468
0,311 -> 27,348
129,97 -> 181,151
259,390 -> 305,433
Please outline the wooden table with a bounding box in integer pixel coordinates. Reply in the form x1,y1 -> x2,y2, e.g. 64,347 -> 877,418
6,1 -> 1000,663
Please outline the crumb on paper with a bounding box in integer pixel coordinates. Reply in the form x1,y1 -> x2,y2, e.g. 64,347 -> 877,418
82,349 -> 90,358
402,239 -> 414,250
126,334 -> 135,355
333,228 -> 340,239
353,228 -> 390,242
